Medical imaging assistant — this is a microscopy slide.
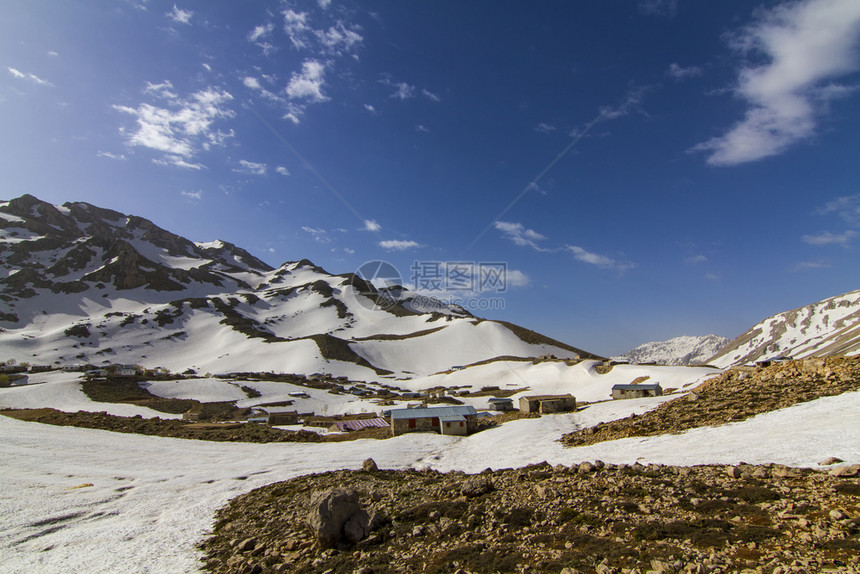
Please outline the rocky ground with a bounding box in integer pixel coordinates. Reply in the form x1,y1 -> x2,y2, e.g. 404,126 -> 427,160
562,357 -> 860,448
0,408 -> 322,443
199,461 -> 860,574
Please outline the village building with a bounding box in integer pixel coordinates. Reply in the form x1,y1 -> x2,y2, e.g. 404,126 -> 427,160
755,356 -> 792,368
389,405 -> 478,436
518,394 -> 577,414
487,397 -> 514,411
328,418 -> 389,433
247,407 -> 300,426
611,382 -> 663,400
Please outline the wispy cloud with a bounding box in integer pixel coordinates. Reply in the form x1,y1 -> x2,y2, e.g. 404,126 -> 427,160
801,230 -> 856,246
287,60 -> 328,102
302,226 -> 330,243
180,190 -> 202,200
666,62 -> 702,80
415,124 -> 430,133
248,23 -> 274,43
422,88 -> 441,102
7,67 -> 53,87
390,82 -> 415,100
534,123 -> 557,134
506,269 -> 531,288
233,160 -> 267,175
816,193 -> 860,225
113,85 -> 234,169
789,259 -> 832,271
379,239 -> 420,251
691,0 -> 860,166
143,80 -> 178,99
364,104 -> 377,114
599,86 -> 650,120
97,151 -> 127,160
167,4 -> 192,25
494,221 -> 548,251
684,254 -> 708,265
275,166 -> 290,176
565,245 -> 635,273
639,0 -> 678,17
282,9 -> 362,56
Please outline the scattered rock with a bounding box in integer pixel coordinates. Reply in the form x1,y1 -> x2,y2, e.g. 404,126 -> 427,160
829,464 -> 860,477
305,488 -> 370,549
818,456 -> 843,466
362,458 -> 379,472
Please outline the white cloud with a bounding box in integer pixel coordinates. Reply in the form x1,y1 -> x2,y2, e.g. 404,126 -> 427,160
494,221 -> 548,251
144,80 -> 178,99
364,104 -> 377,114
180,190 -> 202,200
283,9 -> 312,49
97,151 -> 127,160
248,23 -> 274,43
379,239 -> 420,251
692,0 -> 860,166
276,166 -> 290,176
391,82 -> 415,100
422,88 -> 441,102
415,124 -> 430,133
167,5 -> 192,25
535,123 -> 556,134
234,160 -> 267,175
302,226 -> 330,243
7,67 -> 53,87
318,0 -> 332,8
816,193 -> 860,225
363,219 -> 381,232
286,60 -> 328,102
667,62 -> 703,80
599,86 -> 649,120
113,85 -> 234,169
801,230 -> 856,246
684,254 -> 708,265
201,63 -> 212,72
48,50 -> 59,57
243,77 -> 262,90
566,245 -> 635,273
344,247 -> 356,255
505,269 -> 531,288
316,21 -> 363,56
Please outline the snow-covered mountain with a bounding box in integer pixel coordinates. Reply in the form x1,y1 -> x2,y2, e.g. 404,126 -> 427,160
0,194 -> 598,377
619,334 -> 729,366
707,290 -> 860,368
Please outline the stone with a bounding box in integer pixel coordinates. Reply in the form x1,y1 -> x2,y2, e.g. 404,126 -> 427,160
578,461 -> 595,473
818,456 -> 843,466
305,488 -> 370,549
362,458 -> 379,472
829,509 -> 847,520
236,537 -> 258,553
829,464 -> 860,477
460,477 -> 494,498
726,466 -> 742,479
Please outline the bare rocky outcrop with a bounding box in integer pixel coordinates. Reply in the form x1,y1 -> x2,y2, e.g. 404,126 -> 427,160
200,463 -> 860,574
562,356 -> 860,448
305,488 -> 372,549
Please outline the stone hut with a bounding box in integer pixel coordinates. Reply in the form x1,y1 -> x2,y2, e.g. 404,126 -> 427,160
518,394 -> 577,414
611,382 -> 663,400
389,405 -> 478,436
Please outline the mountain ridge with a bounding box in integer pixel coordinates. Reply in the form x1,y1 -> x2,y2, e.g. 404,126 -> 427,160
0,194 -> 600,377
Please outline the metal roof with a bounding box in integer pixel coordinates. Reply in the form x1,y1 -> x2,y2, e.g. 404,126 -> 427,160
390,405 -> 477,420
330,418 -> 389,431
438,415 -> 466,422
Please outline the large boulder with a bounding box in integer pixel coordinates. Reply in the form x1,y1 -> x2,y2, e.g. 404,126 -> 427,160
305,488 -> 370,549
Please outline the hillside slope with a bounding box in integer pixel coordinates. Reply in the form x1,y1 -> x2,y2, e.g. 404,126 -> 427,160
0,194 -> 599,377
619,334 -> 729,366
707,290 -> 860,368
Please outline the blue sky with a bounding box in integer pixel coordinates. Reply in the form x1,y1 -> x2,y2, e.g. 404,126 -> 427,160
3,0 -> 860,356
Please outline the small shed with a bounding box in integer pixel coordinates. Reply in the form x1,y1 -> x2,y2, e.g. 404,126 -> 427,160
755,356 -> 791,368
487,397 -> 514,411
519,394 -> 577,414
389,405 -> 478,436
611,383 -> 663,400
265,408 -> 300,426
439,415 -> 468,436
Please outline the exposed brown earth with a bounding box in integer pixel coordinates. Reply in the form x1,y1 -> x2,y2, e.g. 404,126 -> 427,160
199,461 -> 860,574
562,357 -> 860,448
0,408 -> 322,443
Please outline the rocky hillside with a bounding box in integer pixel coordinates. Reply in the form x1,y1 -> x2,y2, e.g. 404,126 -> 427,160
0,194 -> 598,377
708,290 -> 860,368
562,356 -> 860,448
200,461 -> 860,574
619,335 -> 729,366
